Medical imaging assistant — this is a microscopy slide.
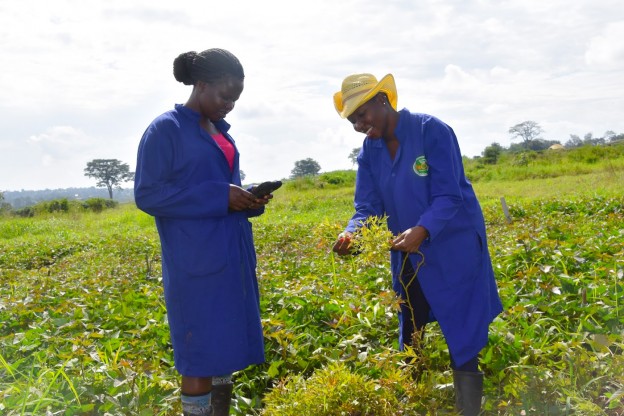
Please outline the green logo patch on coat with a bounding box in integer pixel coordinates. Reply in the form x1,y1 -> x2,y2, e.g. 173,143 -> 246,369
413,156 -> 429,176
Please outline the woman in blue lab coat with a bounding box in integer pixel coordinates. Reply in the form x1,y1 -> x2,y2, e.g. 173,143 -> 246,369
332,73 -> 503,416
135,48 -> 271,416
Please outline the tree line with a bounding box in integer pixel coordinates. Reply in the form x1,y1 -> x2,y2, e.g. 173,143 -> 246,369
2,121 -> 620,213
81,120 -> 621,196
479,121 -> 623,165
346,120 -> 624,167
0,157 -> 323,213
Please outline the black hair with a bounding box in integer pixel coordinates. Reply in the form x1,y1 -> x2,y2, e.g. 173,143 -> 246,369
173,48 -> 244,86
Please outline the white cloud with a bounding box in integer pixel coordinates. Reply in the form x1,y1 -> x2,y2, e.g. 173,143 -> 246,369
585,21 -> 624,68
0,0 -> 623,191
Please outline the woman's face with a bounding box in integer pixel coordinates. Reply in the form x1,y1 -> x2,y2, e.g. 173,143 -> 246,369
346,94 -> 388,139
197,75 -> 244,121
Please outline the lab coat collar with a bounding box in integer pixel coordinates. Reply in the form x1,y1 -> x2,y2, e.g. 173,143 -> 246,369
174,104 -> 232,133
368,107 -> 410,148
394,108 -> 411,140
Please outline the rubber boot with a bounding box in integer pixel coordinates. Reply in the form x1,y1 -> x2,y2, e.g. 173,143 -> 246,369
182,407 -> 213,416
181,393 -> 213,416
453,370 -> 484,416
211,383 -> 233,416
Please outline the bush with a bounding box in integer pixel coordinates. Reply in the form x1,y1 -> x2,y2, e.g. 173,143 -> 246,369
82,198 -> 118,212
262,362 -> 400,416
14,206 -> 35,217
318,170 -> 356,187
45,198 -> 69,213
285,170 -> 356,192
567,144 -> 623,164
0,202 -> 12,216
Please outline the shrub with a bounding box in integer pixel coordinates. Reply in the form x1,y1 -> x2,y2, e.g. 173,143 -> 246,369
82,197 -> 118,212
284,170 -> 357,192
0,202 -> 12,216
45,198 -> 69,213
14,206 -> 35,217
318,170 -> 356,187
262,362 -> 400,416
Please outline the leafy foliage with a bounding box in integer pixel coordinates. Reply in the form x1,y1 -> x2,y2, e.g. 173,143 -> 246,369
0,176 -> 623,415
508,121 -> 544,148
482,142 -> 504,164
262,362 -> 401,415
84,159 -> 134,199
465,141 -> 624,182
2,187 -> 135,210
290,158 -> 321,178
348,147 -> 361,166
82,197 -> 118,213
6,197 -> 119,218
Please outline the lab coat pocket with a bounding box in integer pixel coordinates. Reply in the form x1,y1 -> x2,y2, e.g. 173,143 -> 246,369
172,219 -> 228,277
436,229 -> 482,289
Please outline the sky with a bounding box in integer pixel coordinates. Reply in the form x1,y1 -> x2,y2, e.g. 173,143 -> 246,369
1,0 -> 623,192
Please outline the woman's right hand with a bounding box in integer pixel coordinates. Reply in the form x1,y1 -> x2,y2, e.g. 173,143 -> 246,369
228,184 -> 260,211
332,231 -> 354,256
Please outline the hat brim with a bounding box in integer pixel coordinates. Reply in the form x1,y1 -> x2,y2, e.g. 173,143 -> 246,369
333,74 -> 397,119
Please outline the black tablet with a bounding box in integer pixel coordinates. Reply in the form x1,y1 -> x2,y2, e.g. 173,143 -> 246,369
250,180 -> 282,197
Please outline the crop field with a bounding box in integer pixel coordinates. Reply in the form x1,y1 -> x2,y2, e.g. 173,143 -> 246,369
1,168 -> 623,415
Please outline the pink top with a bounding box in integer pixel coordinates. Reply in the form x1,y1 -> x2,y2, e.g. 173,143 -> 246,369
212,132 -> 235,172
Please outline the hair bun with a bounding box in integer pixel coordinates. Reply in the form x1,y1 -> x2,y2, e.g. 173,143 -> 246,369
173,51 -> 197,85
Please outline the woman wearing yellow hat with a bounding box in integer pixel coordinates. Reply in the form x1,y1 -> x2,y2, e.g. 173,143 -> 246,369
332,73 -> 503,415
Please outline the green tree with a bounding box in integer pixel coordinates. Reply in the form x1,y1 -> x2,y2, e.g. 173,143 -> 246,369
509,121 -> 543,149
481,142 -> 503,164
565,134 -> 583,148
606,131 -> 624,143
583,132 -> 606,146
84,159 -> 134,199
348,147 -> 361,167
604,130 -> 617,142
290,158 -> 321,178
0,191 -> 11,214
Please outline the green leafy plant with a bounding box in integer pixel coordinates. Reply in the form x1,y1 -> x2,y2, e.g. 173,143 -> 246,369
1,174 -> 623,415
262,361 -> 400,415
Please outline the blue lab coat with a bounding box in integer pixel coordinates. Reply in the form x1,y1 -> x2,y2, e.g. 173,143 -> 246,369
346,109 -> 503,366
134,104 -> 265,376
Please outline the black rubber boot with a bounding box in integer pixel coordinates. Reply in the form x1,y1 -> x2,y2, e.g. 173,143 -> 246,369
211,383 -> 233,416
453,370 -> 484,416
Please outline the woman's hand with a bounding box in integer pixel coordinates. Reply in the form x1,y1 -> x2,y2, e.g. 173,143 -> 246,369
332,231 -> 354,256
228,185 -> 272,211
391,226 -> 429,253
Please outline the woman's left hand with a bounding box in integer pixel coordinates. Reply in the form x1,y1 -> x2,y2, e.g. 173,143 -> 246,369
391,226 -> 429,253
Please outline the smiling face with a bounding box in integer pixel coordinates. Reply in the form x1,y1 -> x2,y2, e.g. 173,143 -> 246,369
346,93 -> 394,139
196,75 -> 244,121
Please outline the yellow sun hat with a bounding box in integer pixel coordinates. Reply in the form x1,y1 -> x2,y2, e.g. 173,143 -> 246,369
333,73 -> 398,118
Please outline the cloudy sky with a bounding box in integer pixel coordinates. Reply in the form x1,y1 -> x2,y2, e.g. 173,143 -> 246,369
1,0 -> 623,191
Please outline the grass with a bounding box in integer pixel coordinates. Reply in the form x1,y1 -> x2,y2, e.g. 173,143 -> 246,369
473,171 -> 624,203
1,156 -> 623,415
463,141 -> 624,183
